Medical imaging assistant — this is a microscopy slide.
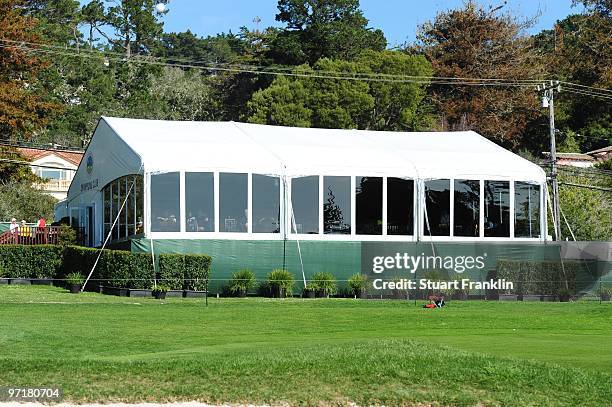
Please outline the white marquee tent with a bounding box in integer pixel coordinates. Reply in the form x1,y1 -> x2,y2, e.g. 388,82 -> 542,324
59,117 -> 548,247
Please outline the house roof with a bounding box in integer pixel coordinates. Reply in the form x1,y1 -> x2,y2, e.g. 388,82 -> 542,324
542,152 -> 596,161
587,146 -> 612,155
18,148 -> 84,167
95,117 -> 546,182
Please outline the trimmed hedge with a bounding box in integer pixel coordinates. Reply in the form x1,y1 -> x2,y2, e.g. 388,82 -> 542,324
496,260 -> 596,295
0,245 -> 62,279
159,254 -> 185,290
159,253 -> 212,291
0,245 -> 210,291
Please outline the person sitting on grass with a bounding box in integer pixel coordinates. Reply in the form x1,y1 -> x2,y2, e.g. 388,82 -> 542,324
423,295 -> 445,309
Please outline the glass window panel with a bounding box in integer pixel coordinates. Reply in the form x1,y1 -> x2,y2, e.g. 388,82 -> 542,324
39,170 -> 62,180
253,175 -> 280,233
484,180 -> 510,237
111,180 -> 119,240
151,172 -> 181,232
424,179 -> 451,236
291,176 -> 319,234
185,172 -> 215,232
103,184 -> 111,238
515,182 -> 541,238
356,176 -> 382,235
323,176 -> 351,234
454,180 -> 480,237
387,178 -> 414,236
127,176 -> 135,237
220,173 -> 248,233
136,175 -> 144,235
119,178 -> 127,238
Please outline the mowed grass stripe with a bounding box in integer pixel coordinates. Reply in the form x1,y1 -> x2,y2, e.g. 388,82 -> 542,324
1,285 -> 611,405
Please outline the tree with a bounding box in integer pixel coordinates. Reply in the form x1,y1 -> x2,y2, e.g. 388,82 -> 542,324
417,1 -> 544,149
0,0 -> 60,142
247,51 -> 433,130
0,181 -> 57,222
270,0 -> 387,65
533,1 -> 611,152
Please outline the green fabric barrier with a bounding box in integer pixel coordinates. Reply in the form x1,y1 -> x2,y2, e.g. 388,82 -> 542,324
130,238 -> 361,294
128,238 -> 611,297
0,223 -> 9,233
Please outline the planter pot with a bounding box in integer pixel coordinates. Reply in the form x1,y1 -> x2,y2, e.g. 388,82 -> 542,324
0,278 -> 8,285
102,287 -> 129,297
303,290 -> 316,299
316,290 -> 328,299
271,287 -> 286,298
184,290 -> 207,298
237,289 -> 247,298
166,290 -> 184,298
32,278 -> 54,286
9,278 -> 31,285
559,294 -> 571,302
128,289 -> 153,298
153,291 -> 167,300
69,284 -> 81,294
541,295 -> 557,302
499,294 -> 518,301
522,294 -> 542,302
358,291 -> 367,299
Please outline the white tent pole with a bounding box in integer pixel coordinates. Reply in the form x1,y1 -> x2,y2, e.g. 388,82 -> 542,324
289,198 -> 307,287
422,182 -> 436,258
81,164 -> 144,292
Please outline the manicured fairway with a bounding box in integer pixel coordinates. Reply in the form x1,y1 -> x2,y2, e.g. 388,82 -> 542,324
0,285 -> 611,406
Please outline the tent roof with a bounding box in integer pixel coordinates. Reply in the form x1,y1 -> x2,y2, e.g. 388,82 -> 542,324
101,117 -> 546,182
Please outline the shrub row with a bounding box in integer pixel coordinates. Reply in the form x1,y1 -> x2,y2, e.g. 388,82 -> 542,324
0,245 -> 212,291
159,253 -> 211,291
0,245 -> 62,279
495,260 -> 596,295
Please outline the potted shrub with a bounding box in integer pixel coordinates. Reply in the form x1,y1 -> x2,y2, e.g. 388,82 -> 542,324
558,287 -> 572,302
66,272 -> 83,294
348,274 -> 368,299
228,269 -> 256,297
312,272 -> 336,298
598,287 -> 611,302
267,269 -> 294,298
152,284 -> 169,300
302,282 -> 318,298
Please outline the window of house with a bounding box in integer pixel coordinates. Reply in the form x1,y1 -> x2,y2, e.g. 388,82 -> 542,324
323,176 -> 351,234
291,176 -> 319,234
424,179 -> 450,236
355,176 -> 382,235
515,182 -> 541,238
185,172 -> 215,232
387,178 -> 414,236
150,172 -> 181,232
454,180 -> 480,237
220,173 -> 248,233
485,180 -> 510,237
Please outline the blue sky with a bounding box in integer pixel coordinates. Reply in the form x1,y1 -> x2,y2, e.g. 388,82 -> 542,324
155,0 -> 583,47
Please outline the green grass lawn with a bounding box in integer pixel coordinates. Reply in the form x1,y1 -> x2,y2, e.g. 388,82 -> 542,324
0,285 -> 611,406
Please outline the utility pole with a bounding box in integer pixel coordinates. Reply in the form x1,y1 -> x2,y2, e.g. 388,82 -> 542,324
538,80 -> 562,241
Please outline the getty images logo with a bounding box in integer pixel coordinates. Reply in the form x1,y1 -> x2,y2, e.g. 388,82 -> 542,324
372,253 -> 487,274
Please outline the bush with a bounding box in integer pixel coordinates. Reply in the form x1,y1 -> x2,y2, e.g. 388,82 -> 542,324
184,254 -> 212,292
152,284 -> 169,294
0,245 -> 62,279
311,272 -> 336,296
348,273 -> 368,295
228,269 -> 256,295
159,254 -> 185,290
267,269 -> 294,298
66,272 -> 84,286
57,224 -> 77,246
